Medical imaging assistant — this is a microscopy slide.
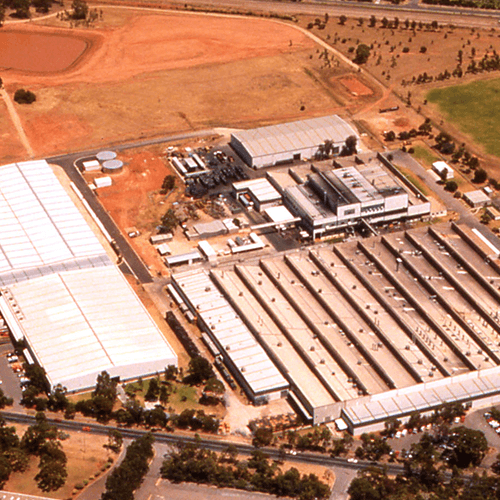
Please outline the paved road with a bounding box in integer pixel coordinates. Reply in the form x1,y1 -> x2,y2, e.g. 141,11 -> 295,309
387,149 -> 500,250
163,0 -> 500,28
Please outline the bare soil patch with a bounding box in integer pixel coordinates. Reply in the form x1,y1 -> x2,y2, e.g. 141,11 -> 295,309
0,31 -> 87,72
0,8 -> 369,160
339,76 -> 373,96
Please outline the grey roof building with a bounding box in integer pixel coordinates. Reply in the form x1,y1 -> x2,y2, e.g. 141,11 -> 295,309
230,115 -> 358,168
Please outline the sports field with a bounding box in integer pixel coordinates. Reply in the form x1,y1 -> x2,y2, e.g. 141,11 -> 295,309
427,79 -> 500,157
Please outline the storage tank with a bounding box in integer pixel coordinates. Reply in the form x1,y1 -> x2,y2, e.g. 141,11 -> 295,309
102,159 -> 124,174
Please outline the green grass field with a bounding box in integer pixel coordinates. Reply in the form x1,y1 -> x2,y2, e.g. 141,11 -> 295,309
427,79 -> 500,157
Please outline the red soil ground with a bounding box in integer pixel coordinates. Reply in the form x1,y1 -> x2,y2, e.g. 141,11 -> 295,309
2,13 -> 313,85
339,76 -> 373,97
0,31 -> 87,72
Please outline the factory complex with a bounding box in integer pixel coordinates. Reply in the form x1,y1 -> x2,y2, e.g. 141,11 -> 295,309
266,152 -> 431,238
0,160 -> 177,393
172,222 -> 500,432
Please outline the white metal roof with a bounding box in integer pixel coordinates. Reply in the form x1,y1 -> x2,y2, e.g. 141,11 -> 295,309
0,160 -> 177,392
231,115 -> 358,159
0,160 -> 107,285
264,205 -> 295,224
233,178 -> 281,203
173,269 -> 288,396
4,266 -> 177,392
343,365 -> 500,428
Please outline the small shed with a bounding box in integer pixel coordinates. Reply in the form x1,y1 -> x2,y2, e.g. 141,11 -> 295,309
157,243 -> 172,256
463,190 -> 491,208
150,233 -> 173,245
198,240 -> 217,263
432,161 -> 454,180
94,176 -> 112,188
486,206 -> 500,221
82,160 -> 100,172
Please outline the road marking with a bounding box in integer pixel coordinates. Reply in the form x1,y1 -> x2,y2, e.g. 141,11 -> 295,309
0,88 -> 34,158
155,477 -> 162,486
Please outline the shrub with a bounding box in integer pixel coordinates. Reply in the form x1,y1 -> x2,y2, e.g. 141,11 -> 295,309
402,46 -> 410,53
14,89 -> 36,105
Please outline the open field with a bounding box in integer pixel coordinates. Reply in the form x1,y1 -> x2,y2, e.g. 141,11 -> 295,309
427,78 -> 500,157
0,7 -> 379,160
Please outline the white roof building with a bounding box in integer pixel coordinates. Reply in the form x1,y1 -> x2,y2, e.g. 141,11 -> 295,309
172,269 -> 289,403
230,115 -> 359,168
0,160 -> 177,392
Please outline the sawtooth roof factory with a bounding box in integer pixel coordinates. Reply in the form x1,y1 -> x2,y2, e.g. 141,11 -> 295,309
230,115 -> 359,169
0,160 -> 177,393
172,220 -> 500,433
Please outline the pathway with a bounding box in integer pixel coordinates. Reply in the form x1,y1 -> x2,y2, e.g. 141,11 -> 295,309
0,88 -> 34,158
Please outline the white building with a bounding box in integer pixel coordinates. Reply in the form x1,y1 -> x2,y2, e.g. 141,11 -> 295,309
230,115 -> 359,169
432,161 -> 454,180
0,160 -> 177,392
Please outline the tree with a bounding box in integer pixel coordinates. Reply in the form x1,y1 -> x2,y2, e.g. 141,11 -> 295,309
93,371 -> 117,403
354,44 -> 371,64
185,356 -> 215,385
384,130 -> 396,142
144,377 -> 160,402
47,385 -> 68,413
445,180 -> 458,192
161,175 -> 176,193
35,458 -> 67,492
13,87 -> 36,105
252,427 -> 273,448
161,208 -> 179,233
71,0 -> 88,19
11,0 -> 30,18
341,135 -> 358,156
444,426 -> 488,468
339,15 -> 347,25
104,429 -> 123,453
473,168 -> 488,184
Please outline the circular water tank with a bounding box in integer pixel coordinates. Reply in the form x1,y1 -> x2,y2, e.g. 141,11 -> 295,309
96,150 -> 117,162
102,159 -> 124,173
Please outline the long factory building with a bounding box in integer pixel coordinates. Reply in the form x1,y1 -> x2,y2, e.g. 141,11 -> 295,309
0,160 -> 177,392
174,222 -> 500,432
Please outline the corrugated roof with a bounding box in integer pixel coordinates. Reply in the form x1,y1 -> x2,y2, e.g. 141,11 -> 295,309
173,269 -> 288,397
232,115 -> 358,159
0,160 -> 177,392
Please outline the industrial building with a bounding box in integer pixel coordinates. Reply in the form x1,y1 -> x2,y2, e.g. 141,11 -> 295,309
230,115 -> 359,169
267,152 -> 431,239
232,178 -> 282,212
0,160 -> 177,392
171,269 -> 289,404
173,220 -> 500,431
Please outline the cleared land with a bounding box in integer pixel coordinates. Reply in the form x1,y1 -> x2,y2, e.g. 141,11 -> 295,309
427,79 -> 500,157
0,8 -> 374,160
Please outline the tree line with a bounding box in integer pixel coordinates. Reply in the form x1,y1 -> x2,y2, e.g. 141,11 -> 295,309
101,433 -> 155,500
161,443 -> 331,500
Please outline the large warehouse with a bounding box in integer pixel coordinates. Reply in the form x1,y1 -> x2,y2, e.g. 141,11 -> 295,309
0,160 -> 177,392
230,115 -> 359,169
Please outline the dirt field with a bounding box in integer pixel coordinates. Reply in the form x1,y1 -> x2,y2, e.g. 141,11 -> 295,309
0,7 -> 378,161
